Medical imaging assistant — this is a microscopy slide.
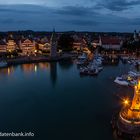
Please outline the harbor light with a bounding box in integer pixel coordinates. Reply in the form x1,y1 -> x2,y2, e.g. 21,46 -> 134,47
123,99 -> 129,105
114,79 -> 140,139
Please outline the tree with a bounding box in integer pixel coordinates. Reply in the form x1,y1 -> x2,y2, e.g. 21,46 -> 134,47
58,34 -> 74,52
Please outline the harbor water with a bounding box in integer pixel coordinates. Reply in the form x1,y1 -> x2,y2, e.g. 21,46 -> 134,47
0,60 -> 133,140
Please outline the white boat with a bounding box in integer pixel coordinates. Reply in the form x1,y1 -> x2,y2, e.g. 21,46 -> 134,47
79,65 -> 99,76
0,61 -> 7,68
98,66 -> 103,71
128,71 -> 140,77
114,77 -> 129,86
77,61 -> 85,65
121,56 -> 129,61
77,53 -> 87,65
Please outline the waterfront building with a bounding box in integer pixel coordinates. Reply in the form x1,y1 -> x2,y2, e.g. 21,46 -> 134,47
38,42 -> 51,51
19,39 -> 36,55
117,80 -> 140,137
0,40 -> 7,53
6,39 -> 17,52
101,37 -> 122,50
73,37 -> 87,51
38,37 -> 51,51
91,36 -> 102,48
50,29 -> 57,58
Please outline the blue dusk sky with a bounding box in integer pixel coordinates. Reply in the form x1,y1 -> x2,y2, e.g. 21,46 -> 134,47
0,0 -> 140,32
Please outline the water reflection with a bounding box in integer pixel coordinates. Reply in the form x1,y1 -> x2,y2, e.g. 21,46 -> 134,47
0,63 -> 50,77
21,64 -> 37,73
20,63 -> 50,74
50,62 -> 57,86
0,66 -> 14,76
0,60 -> 133,140
58,59 -> 73,70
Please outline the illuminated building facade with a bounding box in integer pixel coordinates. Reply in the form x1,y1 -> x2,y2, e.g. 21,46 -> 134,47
38,37 -> 51,51
6,40 -> 16,52
0,40 -> 7,53
38,43 -> 51,51
19,39 -> 36,55
91,36 -> 102,48
101,37 -> 122,50
72,34 -> 87,51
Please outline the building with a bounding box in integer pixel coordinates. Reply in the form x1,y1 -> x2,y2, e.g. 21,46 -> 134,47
38,42 -> 51,51
73,37 -> 87,51
38,37 -> 51,51
19,39 -> 36,55
91,36 -> 102,48
101,37 -> 122,50
0,40 -> 7,53
6,39 -> 17,52
50,29 -> 57,58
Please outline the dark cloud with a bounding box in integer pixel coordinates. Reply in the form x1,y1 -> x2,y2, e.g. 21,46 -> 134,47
98,0 -> 140,11
128,18 -> 140,25
63,19 -> 98,26
54,6 -> 95,16
1,18 -> 28,24
0,4 -> 139,31
0,4 -> 49,14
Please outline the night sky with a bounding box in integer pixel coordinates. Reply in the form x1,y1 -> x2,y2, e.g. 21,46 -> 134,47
0,0 -> 140,32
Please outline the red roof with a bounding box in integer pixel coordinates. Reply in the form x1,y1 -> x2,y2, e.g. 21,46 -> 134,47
101,37 -> 120,45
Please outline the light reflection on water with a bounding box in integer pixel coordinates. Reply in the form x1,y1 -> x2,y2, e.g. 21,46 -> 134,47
0,60 -> 133,140
0,63 -> 50,76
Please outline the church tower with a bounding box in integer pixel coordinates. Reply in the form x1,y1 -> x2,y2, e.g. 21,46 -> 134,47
50,29 -> 57,58
134,30 -> 137,41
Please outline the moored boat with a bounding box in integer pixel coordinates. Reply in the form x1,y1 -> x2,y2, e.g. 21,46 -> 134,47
114,77 -> 129,86
77,53 -> 87,66
0,61 -> 7,68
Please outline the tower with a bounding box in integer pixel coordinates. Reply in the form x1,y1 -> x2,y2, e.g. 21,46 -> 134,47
117,80 -> 140,136
133,30 -> 137,41
50,29 -> 57,58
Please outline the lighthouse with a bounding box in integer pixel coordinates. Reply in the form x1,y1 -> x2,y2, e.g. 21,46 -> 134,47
117,80 -> 140,137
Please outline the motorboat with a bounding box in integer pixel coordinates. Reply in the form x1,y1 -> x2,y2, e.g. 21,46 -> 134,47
79,66 -> 99,76
88,68 -> 99,76
128,71 -> 140,77
114,77 -> 129,86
